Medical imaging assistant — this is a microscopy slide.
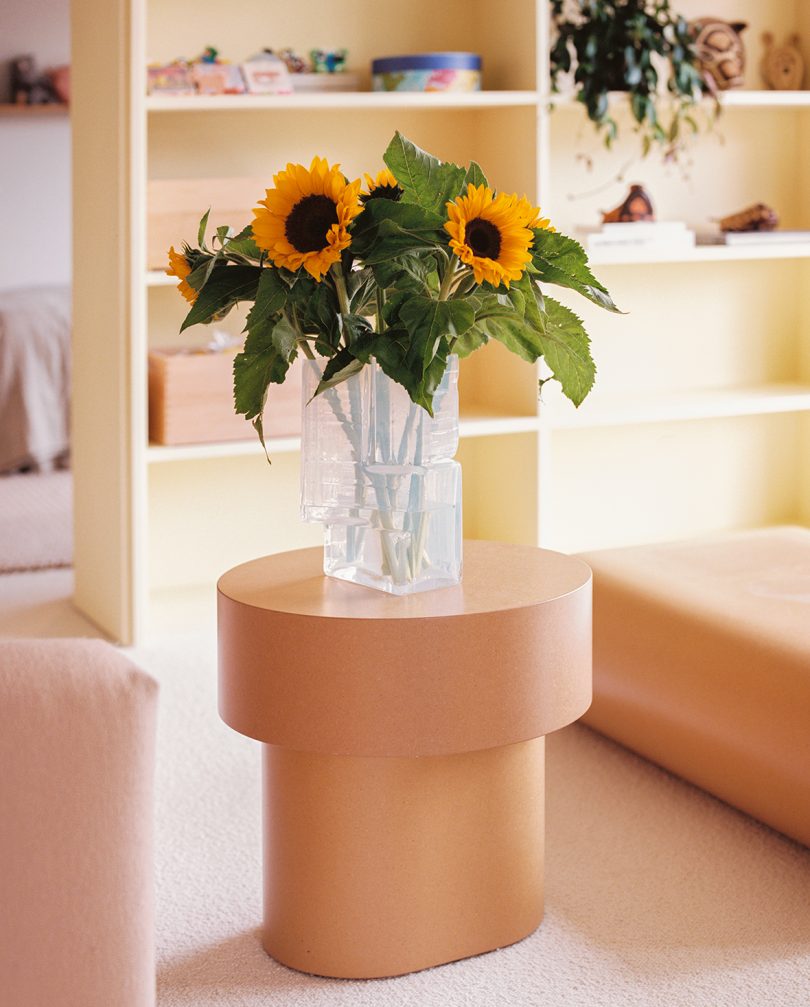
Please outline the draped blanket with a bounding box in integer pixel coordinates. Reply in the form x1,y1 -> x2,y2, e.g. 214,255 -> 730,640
0,286 -> 71,472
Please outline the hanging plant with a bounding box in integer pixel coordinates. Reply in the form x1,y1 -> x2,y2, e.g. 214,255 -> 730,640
550,0 -> 712,159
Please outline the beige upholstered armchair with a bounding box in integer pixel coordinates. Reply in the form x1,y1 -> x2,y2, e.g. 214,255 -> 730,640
0,639 -> 158,1007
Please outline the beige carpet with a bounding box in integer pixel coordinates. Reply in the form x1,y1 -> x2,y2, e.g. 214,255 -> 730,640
3,571 -> 810,1006
0,470 -> 72,572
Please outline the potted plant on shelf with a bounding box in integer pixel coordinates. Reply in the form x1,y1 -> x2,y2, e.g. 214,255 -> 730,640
166,132 -> 618,595
549,0 -> 710,158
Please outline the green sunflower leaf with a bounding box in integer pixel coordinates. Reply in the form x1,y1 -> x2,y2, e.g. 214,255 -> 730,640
371,252 -> 437,292
513,272 -> 547,332
244,269 -> 288,334
383,131 -> 467,216
455,290 -> 525,358
471,311 -> 543,363
287,276 -> 339,346
399,296 -> 474,370
537,296 -> 596,407
223,224 -> 262,261
531,230 -> 621,313
465,161 -> 489,189
338,313 -> 374,348
351,199 -> 446,263
314,346 -> 365,396
450,326 -> 489,358
180,264 -> 262,332
197,208 -> 211,248
233,343 -> 290,420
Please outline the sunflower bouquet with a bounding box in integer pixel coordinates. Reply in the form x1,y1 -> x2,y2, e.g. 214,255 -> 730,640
167,131 -> 618,450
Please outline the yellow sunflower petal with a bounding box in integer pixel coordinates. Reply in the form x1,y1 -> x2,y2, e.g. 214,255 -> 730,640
166,246 -> 197,304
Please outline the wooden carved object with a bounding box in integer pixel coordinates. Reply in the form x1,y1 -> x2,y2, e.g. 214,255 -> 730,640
718,203 -> 779,233
602,184 -> 655,224
760,33 -> 805,91
692,18 -> 748,91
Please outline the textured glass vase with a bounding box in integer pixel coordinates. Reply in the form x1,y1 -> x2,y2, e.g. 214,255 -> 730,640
300,356 -> 462,594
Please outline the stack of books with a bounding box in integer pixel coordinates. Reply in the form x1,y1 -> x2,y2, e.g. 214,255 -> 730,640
580,221 -> 696,254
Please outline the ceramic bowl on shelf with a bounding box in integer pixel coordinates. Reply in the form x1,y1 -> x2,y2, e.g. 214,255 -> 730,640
291,72 -> 362,92
371,52 -> 481,92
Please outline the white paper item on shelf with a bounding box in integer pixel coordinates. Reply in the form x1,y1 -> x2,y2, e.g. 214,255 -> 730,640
581,221 -> 695,249
721,230 -> 810,245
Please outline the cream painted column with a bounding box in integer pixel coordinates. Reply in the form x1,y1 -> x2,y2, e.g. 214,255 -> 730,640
71,0 -> 146,642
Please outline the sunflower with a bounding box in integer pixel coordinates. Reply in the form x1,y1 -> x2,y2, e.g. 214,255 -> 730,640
513,195 -> 554,233
361,168 -> 403,204
252,157 -> 362,281
166,245 -> 198,304
445,184 -> 534,288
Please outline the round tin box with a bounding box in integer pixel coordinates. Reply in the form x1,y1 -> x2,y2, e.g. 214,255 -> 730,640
372,52 -> 482,92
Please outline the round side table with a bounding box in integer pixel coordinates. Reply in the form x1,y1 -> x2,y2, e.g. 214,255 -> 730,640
218,540 -> 592,979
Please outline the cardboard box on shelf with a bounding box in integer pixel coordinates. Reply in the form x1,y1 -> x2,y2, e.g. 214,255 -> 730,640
147,177 -> 266,271
148,347 -> 302,446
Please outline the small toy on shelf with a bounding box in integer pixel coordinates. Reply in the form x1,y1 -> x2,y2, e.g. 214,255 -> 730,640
760,33 -> 805,91
147,61 -> 195,96
274,48 -> 309,75
718,203 -> 779,233
189,47 -> 245,95
602,184 -> 655,224
191,62 -> 245,95
310,49 -> 348,74
241,52 -> 292,95
691,18 -> 748,91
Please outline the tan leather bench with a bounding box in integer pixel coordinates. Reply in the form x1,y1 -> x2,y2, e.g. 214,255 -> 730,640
578,526 -> 810,847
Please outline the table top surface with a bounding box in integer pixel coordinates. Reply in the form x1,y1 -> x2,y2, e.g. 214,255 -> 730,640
217,540 -> 591,621
217,541 -> 593,755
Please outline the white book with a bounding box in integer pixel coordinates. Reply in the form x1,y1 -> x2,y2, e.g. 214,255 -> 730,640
581,221 -> 689,236
697,230 -> 810,246
586,232 -> 695,250
582,222 -> 695,248
724,230 -> 810,245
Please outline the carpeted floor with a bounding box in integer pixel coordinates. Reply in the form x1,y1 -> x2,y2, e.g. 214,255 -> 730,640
3,570 -> 810,1006
0,470 -> 72,572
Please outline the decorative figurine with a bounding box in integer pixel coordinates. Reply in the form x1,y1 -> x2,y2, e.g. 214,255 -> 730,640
602,184 -> 655,224
691,18 -> 748,91
275,48 -> 310,74
49,65 -> 70,104
310,49 -> 348,73
760,33 -> 805,91
718,203 -> 779,233
10,54 -> 58,104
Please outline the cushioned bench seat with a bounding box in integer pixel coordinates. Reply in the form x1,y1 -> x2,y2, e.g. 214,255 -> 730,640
579,526 -> 810,847
0,639 -> 158,1006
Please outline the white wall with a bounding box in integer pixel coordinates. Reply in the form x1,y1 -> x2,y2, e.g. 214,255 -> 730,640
0,0 -> 71,291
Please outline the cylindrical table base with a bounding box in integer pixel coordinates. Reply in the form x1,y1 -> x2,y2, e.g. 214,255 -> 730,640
261,737 -> 545,979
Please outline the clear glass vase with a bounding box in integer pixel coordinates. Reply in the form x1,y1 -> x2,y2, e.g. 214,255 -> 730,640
300,356 -> 462,594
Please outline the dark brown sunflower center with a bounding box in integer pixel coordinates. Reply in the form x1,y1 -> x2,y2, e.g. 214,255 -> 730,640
285,194 -> 339,253
360,184 -> 403,205
465,217 -> 502,259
